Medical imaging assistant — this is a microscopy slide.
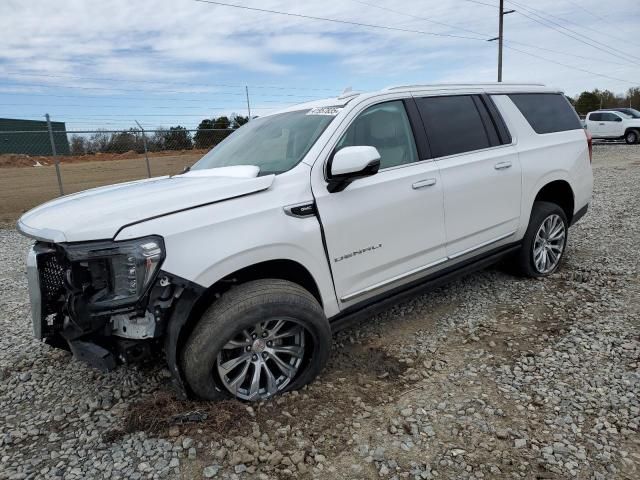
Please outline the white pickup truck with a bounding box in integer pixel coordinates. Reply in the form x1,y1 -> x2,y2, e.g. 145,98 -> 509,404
584,110 -> 640,144
18,83 -> 593,402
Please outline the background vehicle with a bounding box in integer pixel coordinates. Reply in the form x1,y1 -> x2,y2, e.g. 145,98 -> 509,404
18,83 -> 592,402
585,109 -> 640,144
605,107 -> 640,119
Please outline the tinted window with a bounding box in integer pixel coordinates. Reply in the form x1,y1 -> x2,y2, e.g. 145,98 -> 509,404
509,93 -> 582,134
601,112 -> 620,121
416,95 -> 491,158
589,112 -> 602,121
336,100 -> 418,169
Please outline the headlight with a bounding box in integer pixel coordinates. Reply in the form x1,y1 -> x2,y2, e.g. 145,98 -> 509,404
64,236 -> 165,308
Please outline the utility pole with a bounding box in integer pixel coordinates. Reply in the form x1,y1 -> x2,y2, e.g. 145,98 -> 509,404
135,120 -> 152,178
245,85 -> 252,121
45,113 -> 64,196
489,1 -> 515,82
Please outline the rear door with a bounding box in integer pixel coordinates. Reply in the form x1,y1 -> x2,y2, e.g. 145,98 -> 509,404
416,94 -> 521,257
587,112 -> 606,137
601,112 -> 625,137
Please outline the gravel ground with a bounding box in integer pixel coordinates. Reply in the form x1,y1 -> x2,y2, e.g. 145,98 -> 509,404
1,144 -> 639,480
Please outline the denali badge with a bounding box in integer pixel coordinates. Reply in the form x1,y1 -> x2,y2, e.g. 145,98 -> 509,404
334,244 -> 382,263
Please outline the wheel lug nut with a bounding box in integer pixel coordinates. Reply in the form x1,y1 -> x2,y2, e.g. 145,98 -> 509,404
262,332 -> 268,338
262,352 -> 268,359
252,354 -> 258,361
267,341 -> 272,347
252,333 -> 257,340
246,346 -> 251,352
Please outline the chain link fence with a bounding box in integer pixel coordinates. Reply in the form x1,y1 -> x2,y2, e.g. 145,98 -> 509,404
0,127 -> 236,223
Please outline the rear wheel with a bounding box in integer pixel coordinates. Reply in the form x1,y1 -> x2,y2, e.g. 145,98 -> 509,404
514,201 -> 568,277
181,279 -> 331,401
625,129 -> 639,145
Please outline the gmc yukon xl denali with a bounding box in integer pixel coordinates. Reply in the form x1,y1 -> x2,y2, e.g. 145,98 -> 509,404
18,83 -> 593,401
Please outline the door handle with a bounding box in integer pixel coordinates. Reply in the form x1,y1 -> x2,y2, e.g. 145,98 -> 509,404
494,161 -> 512,170
599,123 -> 605,125
412,178 -> 437,189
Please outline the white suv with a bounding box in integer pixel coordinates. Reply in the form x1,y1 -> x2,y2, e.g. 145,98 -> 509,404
585,109 -> 640,144
18,83 -> 593,401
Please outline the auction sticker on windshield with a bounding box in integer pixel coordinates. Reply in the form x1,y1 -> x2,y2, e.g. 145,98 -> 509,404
307,106 -> 342,116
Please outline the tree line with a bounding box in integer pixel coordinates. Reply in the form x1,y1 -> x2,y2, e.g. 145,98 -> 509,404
69,114 -> 249,155
569,87 -> 640,116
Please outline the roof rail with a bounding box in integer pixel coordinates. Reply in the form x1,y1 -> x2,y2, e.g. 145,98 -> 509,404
384,82 -> 546,91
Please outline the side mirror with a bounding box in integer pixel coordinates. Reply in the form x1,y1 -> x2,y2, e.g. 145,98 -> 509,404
615,117 -> 623,122
327,146 -> 381,193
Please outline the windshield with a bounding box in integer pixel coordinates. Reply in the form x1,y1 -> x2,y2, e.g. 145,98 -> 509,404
192,109 -> 335,175
626,108 -> 640,118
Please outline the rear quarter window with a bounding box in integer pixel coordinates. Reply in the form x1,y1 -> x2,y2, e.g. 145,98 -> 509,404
508,93 -> 582,134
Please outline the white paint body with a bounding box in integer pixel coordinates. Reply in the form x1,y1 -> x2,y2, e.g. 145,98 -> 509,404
585,110 -> 640,139
19,83 -> 593,319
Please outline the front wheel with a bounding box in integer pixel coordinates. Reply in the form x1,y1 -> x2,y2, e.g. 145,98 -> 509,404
181,279 -> 331,401
625,129 -> 639,145
514,201 -> 568,277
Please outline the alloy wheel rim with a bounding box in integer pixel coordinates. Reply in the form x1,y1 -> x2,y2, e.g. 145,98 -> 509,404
532,214 -> 566,274
628,132 -> 637,143
216,318 -> 306,401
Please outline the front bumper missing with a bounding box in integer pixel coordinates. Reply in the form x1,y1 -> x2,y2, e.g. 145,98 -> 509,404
25,243 -> 203,391
26,244 -> 56,340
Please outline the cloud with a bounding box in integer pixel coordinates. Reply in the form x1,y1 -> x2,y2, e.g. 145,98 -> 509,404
0,0 -> 638,130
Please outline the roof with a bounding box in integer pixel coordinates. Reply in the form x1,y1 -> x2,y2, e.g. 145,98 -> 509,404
274,82 -> 558,116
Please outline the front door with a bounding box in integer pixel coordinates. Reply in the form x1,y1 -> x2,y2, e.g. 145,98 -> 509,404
312,99 -> 447,307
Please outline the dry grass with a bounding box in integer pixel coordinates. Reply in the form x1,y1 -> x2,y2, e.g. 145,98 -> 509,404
122,390 -> 250,437
0,152 -> 202,224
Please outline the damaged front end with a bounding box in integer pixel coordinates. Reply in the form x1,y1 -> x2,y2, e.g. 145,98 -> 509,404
25,236 -> 200,377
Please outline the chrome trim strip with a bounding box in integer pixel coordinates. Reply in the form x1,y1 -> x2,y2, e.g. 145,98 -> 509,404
26,246 -> 43,339
340,230 -> 517,303
448,230 -> 516,260
340,257 -> 448,303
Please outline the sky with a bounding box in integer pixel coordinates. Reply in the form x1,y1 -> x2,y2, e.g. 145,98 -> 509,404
0,0 -> 638,131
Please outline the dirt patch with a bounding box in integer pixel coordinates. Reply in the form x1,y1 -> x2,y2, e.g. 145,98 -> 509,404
122,390 -> 251,439
0,149 -> 209,169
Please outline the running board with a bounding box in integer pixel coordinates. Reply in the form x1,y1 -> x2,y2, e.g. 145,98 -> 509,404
329,242 -> 520,333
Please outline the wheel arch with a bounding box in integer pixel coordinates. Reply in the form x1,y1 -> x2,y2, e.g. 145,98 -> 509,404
624,127 -> 640,140
533,179 -> 575,224
165,258 -> 329,397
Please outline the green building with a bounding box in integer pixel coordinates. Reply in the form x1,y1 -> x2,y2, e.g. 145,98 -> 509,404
0,118 -> 70,156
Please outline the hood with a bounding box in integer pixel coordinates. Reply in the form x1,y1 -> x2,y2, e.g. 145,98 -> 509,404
18,165 -> 274,243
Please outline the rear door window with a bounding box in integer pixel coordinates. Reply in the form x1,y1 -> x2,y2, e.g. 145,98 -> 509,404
589,112 -> 602,121
415,95 -> 492,158
508,93 -> 582,134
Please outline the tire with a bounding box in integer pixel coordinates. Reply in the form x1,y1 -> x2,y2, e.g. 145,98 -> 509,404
625,129 -> 639,145
181,279 -> 331,401
514,201 -> 568,278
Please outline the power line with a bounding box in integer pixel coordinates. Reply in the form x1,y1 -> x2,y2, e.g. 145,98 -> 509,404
193,0 -> 489,42
0,99 -> 308,108
503,44 -> 636,85
561,0 -> 609,23
507,0 -> 640,49
0,80 -> 329,98
349,0 -> 489,39
0,90 -> 323,103
506,0 -> 640,65
0,70 -> 338,92
354,0 -> 627,66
